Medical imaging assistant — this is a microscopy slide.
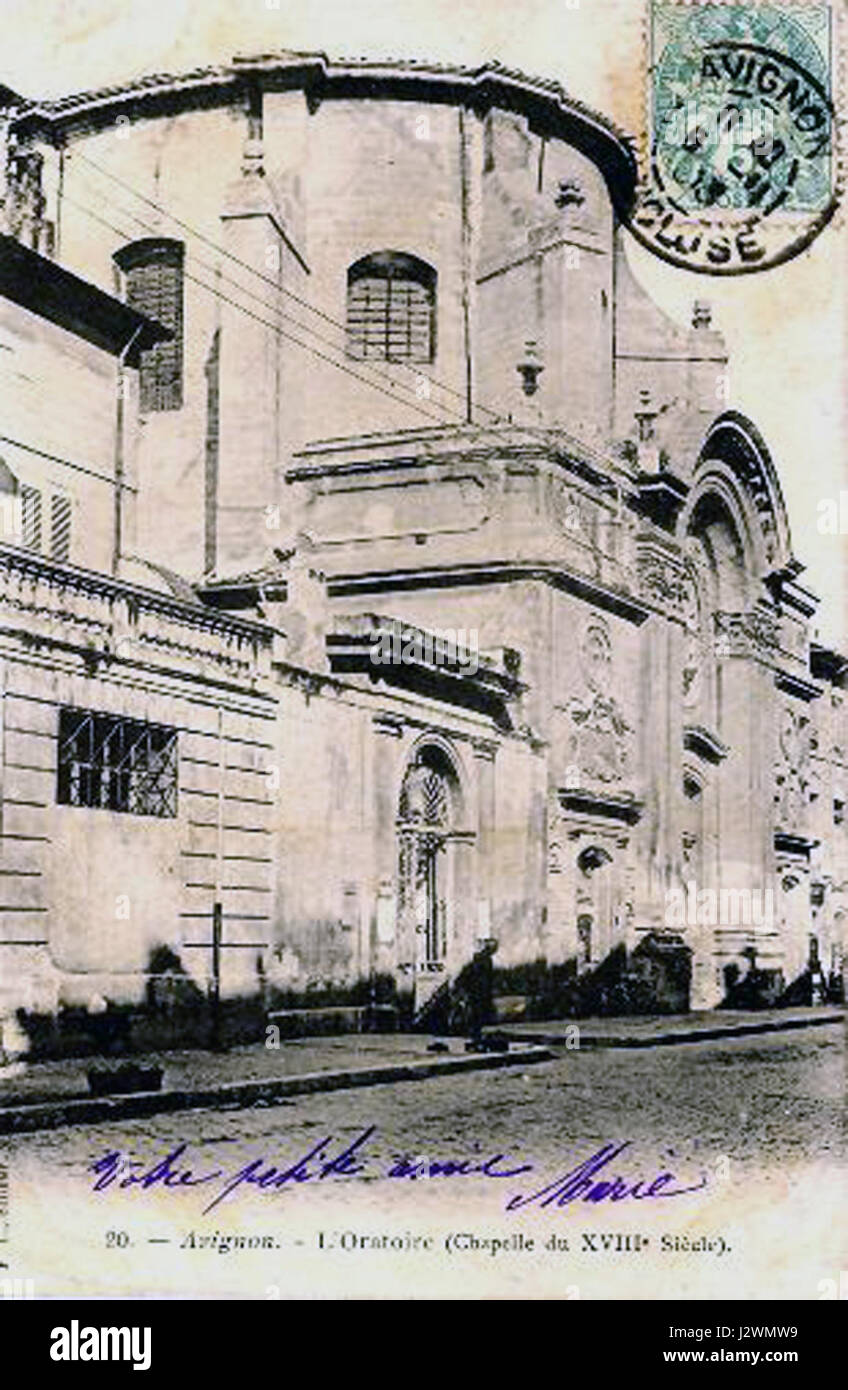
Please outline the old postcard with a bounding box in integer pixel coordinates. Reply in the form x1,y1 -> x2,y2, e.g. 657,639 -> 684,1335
0,0 -> 845,1311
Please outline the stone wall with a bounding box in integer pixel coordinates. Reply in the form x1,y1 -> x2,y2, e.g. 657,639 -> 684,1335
0,547 -> 276,1052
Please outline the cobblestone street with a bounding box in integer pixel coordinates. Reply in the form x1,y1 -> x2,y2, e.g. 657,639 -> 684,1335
4,1023 -> 843,1300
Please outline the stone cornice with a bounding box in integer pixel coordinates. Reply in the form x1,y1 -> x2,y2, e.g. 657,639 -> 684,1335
810,642 -> 848,685
775,831 -> 818,858
683,725 -> 729,764
288,423 -> 634,495
328,560 -> 651,626
632,470 -> 690,533
11,55 -> 637,215
327,614 -> 524,695
774,669 -> 823,703
557,787 -> 643,824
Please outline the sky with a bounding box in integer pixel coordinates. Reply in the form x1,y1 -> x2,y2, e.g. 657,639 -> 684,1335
3,0 -> 846,644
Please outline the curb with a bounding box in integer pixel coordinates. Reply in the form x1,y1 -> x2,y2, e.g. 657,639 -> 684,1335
491,1012 -> 845,1050
0,1045 -> 554,1136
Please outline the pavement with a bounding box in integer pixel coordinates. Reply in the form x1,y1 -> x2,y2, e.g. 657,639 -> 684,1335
0,1004 -> 841,1134
0,1032 -> 553,1135
489,1003 -> 845,1048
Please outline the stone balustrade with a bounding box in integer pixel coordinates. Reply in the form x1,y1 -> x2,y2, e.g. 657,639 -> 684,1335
0,544 -> 273,685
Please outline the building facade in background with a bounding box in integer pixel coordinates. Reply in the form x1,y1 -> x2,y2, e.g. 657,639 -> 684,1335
0,53 -> 844,1055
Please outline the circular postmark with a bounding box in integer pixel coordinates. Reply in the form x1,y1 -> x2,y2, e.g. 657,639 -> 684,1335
627,2 -> 843,273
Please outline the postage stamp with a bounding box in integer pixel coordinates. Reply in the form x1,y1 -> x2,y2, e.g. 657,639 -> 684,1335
629,1 -> 844,272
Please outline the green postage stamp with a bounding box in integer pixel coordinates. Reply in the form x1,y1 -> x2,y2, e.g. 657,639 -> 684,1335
630,1 -> 843,272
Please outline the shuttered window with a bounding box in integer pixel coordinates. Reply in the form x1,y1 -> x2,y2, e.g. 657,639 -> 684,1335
346,252 -> 436,363
20,483 -> 42,551
50,493 -> 72,563
114,238 -> 184,412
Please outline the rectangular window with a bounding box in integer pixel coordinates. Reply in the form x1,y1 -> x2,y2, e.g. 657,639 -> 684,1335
50,493 -> 72,563
57,708 -> 178,817
130,259 -> 184,411
20,483 -> 42,551
114,239 -> 185,413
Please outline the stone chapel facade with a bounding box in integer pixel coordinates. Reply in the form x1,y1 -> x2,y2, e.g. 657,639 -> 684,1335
0,53 -> 844,1053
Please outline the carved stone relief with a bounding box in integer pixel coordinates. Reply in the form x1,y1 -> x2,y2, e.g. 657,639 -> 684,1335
774,707 -> 811,832
568,618 -> 632,783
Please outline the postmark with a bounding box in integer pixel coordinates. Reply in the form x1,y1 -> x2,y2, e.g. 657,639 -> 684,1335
628,2 -> 843,272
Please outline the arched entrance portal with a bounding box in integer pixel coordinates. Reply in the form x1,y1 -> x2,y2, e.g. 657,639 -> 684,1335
396,744 -> 464,1007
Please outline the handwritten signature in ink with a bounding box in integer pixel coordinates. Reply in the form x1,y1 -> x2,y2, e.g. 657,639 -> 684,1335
88,1129 -> 706,1214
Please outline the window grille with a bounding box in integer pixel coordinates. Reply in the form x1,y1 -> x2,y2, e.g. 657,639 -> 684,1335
346,251 -> 436,363
398,763 -> 450,827
113,238 -> 185,412
57,708 -> 178,818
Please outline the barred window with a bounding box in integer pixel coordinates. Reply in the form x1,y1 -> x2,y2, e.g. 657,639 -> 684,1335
113,238 -> 184,412
57,708 -> 178,817
346,251 -> 436,363
50,493 -> 72,563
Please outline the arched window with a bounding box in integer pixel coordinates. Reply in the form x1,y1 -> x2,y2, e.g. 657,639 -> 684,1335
346,251 -> 436,363
397,744 -> 459,967
114,238 -> 185,412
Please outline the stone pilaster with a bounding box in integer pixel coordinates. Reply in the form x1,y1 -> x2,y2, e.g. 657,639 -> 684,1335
472,739 -> 497,944
217,135 -> 286,572
371,713 -> 404,980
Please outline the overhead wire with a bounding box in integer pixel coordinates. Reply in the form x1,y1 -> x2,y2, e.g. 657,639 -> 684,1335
62,148 -> 633,492
59,189 -> 455,428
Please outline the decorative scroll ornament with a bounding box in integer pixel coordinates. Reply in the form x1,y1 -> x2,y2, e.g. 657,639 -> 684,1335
714,608 -> 780,658
637,554 -> 692,617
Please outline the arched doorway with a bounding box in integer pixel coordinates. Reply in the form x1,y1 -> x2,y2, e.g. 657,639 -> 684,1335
396,744 -> 463,1004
